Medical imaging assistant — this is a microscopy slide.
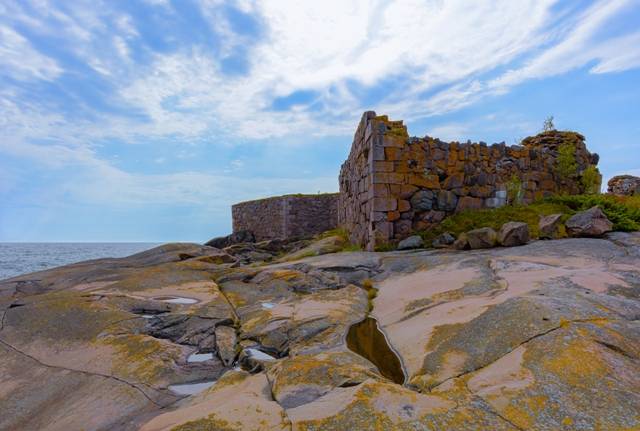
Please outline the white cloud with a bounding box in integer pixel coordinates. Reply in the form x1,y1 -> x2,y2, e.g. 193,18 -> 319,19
1,0 -> 639,178
0,25 -> 62,81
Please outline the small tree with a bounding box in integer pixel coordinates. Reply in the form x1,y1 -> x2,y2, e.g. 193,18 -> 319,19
557,142 -> 578,180
543,116 -> 555,132
506,174 -> 523,205
580,165 -> 601,194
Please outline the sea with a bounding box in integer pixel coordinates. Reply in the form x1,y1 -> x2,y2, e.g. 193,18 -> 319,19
0,243 -> 160,281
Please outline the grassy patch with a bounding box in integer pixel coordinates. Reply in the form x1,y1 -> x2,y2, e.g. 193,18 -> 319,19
316,227 -> 363,252
545,194 -> 640,231
419,201 -> 573,244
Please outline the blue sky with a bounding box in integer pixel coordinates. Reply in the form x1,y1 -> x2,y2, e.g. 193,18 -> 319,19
1,0 -> 639,242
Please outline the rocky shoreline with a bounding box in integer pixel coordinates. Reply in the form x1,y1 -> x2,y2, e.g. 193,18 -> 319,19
1,230 -> 639,430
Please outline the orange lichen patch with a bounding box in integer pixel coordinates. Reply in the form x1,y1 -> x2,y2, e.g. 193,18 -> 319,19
540,338 -> 608,388
502,395 -> 549,430
467,346 -> 534,411
270,269 -> 303,281
221,290 -> 248,308
270,352 -> 376,391
140,373 -> 288,431
288,379 -> 453,429
374,253 -> 633,380
99,334 -> 184,383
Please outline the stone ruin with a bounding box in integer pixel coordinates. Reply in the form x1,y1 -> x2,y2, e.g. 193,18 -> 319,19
608,175 -> 640,196
228,111 -> 600,250
231,193 -> 339,242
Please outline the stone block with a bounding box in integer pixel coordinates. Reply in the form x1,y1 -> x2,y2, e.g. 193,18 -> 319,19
382,135 -> 405,148
398,199 -> 411,212
443,173 -> 464,189
387,211 -> 400,221
373,197 -> 397,212
399,184 -> 419,199
456,196 -> 483,212
373,161 -> 394,172
408,174 -> 440,189
436,190 -> 458,212
373,173 -> 404,184
410,190 -> 434,211
384,147 -> 401,160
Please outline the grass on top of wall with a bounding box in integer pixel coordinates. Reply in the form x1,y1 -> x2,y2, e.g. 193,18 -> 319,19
419,194 -> 640,246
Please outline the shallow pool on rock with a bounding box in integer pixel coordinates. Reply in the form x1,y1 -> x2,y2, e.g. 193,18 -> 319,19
153,296 -> 199,304
346,317 -> 405,385
187,352 -> 214,363
168,380 -> 216,395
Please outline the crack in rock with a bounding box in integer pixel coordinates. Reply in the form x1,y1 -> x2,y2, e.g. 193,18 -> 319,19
0,337 -> 173,408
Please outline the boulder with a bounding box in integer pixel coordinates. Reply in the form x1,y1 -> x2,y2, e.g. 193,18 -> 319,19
410,190 -> 434,211
607,175 -> 640,196
453,233 -> 470,250
565,206 -> 613,237
432,232 -> 456,248
539,213 -> 563,239
397,235 -> 424,250
466,227 -> 498,249
497,222 -> 530,247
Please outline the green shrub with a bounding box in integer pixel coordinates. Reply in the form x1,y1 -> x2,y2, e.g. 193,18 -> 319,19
545,195 -> 640,231
580,165 -> 601,195
557,142 -> 578,180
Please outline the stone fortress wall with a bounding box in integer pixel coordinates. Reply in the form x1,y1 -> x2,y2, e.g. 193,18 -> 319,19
232,193 -> 339,242
229,112 -> 599,249
338,112 -> 600,250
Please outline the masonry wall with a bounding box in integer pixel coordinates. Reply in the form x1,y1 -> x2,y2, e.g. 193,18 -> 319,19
339,112 -> 601,250
232,193 -> 339,242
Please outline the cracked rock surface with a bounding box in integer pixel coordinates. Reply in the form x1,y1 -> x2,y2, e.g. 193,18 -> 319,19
1,233 -> 640,430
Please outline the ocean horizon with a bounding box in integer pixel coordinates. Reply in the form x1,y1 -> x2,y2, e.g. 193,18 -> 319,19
0,242 -> 161,281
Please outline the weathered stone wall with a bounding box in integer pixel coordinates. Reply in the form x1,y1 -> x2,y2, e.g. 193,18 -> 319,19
339,112 -> 601,250
232,193 -> 339,241
338,111 -> 377,249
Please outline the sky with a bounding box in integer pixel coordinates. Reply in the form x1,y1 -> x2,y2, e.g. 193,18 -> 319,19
1,0 -> 639,242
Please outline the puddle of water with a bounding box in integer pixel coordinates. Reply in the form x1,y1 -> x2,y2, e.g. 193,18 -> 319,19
153,296 -> 199,304
168,380 -> 216,395
347,317 -> 405,385
187,352 -> 214,363
245,348 -> 277,361
261,302 -> 275,309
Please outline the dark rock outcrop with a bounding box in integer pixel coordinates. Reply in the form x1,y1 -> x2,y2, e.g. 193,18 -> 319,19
205,230 -> 255,248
